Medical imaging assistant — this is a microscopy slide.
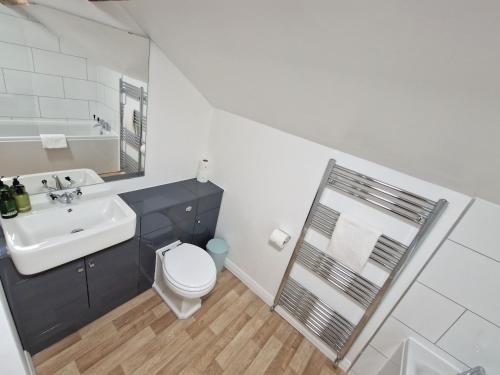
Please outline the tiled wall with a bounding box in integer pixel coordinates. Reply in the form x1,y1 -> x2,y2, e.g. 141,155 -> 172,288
0,8 -> 120,131
351,198 -> 500,375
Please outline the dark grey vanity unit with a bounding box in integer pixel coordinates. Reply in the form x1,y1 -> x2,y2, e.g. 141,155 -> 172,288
120,179 -> 224,293
0,179 -> 223,354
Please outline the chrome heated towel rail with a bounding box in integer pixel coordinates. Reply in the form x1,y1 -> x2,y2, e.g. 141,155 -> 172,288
272,159 -> 447,364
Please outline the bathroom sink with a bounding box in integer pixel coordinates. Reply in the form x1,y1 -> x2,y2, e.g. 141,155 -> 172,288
1,194 -> 136,275
378,338 -> 465,375
3,168 -> 104,195
402,339 -> 462,375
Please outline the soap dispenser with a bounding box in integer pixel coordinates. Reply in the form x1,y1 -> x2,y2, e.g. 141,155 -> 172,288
9,176 -> 20,195
13,177 -> 31,213
0,177 -> 9,194
0,177 -> 18,219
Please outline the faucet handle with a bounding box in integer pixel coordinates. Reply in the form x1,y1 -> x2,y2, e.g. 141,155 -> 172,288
458,366 -> 486,375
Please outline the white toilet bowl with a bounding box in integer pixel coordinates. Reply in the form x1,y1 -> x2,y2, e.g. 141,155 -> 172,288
153,242 -> 217,319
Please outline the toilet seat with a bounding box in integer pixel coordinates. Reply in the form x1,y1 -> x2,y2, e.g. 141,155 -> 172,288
162,243 -> 216,298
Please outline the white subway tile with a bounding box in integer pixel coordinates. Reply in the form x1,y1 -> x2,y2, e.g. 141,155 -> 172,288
88,101 -> 98,119
97,66 -> 121,89
39,97 -> 89,119
32,49 -> 86,79
0,71 -> 5,92
350,346 -> 388,375
86,63 -> 98,82
392,282 -> 465,342
0,4 -> 26,18
371,317 -> 423,358
59,38 -> 87,58
104,86 -> 120,110
3,69 -> 64,97
0,13 -> 59,51
0,42 -> 33,71
0,93 -> 39,117
438,312 -> 500,374
63,78 -> 97,101
450,199 -> 500,262
419,240 -> 500,326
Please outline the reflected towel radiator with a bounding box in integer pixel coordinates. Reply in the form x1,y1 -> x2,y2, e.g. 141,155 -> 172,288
272,159 -> 447,364
119,79 -> 147,174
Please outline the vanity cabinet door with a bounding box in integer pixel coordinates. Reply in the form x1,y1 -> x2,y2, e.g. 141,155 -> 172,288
192,207 -> 221,248
86,238 -> 139,318
0,258 -> 89,354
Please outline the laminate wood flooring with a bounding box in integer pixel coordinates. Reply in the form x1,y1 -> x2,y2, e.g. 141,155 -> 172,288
33,270 -> 345,375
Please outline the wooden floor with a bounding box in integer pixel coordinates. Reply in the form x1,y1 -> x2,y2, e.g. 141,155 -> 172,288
33,270 -> 344,375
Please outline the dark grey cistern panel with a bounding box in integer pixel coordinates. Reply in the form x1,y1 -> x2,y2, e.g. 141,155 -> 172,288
193,207 -> 221,248
120,179 -> 224,292
0,178 -> 223,355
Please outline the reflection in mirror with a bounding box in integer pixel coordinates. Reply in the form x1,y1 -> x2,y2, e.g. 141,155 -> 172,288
0,2 -> 149,193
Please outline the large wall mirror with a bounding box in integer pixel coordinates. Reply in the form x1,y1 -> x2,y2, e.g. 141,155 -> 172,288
0,2 -> 149,193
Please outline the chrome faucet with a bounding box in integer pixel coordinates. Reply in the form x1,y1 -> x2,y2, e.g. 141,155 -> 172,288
93,115 -> 111,132
42,175 -> 63,191
458,366 -> 486,375
53,174 -> 63,190
49,188 -> 82,204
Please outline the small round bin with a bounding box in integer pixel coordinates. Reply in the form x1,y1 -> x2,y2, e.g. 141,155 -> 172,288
206,238 -> 229,273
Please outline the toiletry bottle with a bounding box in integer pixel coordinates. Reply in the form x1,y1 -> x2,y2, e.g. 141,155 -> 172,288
0,177 -> 9,194
13,178 -> 31,213
9,176 -> 20,196
0,190 -> 18,219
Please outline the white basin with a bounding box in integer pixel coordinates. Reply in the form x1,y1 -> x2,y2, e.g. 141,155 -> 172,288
403,339 -> 461,375
378,338 -> 465,375
1,192 -> 136,275
3,168 -> 104,195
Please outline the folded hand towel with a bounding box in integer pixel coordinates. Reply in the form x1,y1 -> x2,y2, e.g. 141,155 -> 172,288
40,134 -> 68,149
327,213 -> 381,273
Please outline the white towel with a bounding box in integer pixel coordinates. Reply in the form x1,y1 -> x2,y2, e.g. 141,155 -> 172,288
328,213 -> 381,273
40,134 -> 68,149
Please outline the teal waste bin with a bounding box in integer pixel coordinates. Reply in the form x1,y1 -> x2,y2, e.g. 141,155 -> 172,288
206,238 -> 229,273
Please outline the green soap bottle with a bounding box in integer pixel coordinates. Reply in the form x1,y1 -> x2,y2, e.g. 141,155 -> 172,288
0,177 -> 9,194
0,185 -> 18,219
9,176 -> 20,196
14,181 -> 31,213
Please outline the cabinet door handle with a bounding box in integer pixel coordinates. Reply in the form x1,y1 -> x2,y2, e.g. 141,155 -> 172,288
88,261 -> 95,269
185,206 -> 192,212
197,220 -> 201,224
77,267 -> 84,273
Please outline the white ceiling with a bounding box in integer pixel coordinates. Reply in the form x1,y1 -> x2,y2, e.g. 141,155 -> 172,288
27,1 -> 500,202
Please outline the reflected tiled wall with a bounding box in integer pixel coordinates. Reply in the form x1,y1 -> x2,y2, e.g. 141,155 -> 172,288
0,8 -> 120,130
351,199 -> 500,375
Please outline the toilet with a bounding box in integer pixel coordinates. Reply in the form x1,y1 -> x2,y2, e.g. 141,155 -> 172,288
153,241 -> 217,319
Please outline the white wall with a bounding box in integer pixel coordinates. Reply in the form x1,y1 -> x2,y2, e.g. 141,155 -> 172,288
207,109 -> 470,369
351,199 -> 500,375
109,43 -> 213,194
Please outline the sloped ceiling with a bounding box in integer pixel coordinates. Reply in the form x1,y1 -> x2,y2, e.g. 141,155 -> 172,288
126,0 -> 500,203
27,1 -> 500,202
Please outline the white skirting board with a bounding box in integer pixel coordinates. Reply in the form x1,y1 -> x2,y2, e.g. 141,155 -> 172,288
24,351 -> 37,375
224,258 -> 351,371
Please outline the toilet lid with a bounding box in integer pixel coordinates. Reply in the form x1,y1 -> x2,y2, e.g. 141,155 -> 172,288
163,243 -> 216,291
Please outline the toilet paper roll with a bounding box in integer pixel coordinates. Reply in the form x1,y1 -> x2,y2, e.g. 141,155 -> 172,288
269,229 -> 291,250
197,159 -> 210,183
